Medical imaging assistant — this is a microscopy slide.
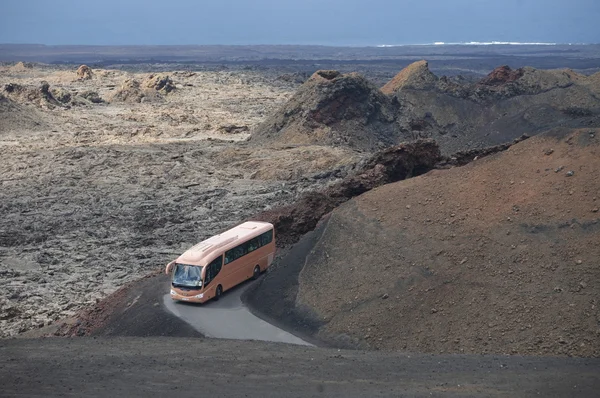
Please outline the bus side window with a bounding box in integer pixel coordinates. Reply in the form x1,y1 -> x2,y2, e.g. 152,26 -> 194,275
260,230 -> 273,246
224,250 -> 233,265
205,256 -> 223,286
234,245 -> 246,259
204,267 -> 212,286
247,237 -> 260,253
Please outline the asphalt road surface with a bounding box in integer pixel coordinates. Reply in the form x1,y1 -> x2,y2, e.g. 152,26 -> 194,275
2,337 -> 599,397
163,280 -> 311,346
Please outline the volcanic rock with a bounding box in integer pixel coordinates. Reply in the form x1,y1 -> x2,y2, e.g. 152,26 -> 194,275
76,65 -> 94,80
50,87 -> 72,104
144,74 -> 176,93
219,124 -> 249,134
78,90 -> 104,104
3,81 -> 62,109
110,78 -> 160,103
110,74 -> 175,103
470,66 -> 582,100
479,65 -> 524,86
110,79 -> 142,103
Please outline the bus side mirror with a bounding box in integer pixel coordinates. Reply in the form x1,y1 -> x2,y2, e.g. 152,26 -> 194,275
165,261 -> 175,275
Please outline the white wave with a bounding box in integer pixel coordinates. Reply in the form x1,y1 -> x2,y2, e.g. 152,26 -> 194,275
376,41 -> 558,47
462,41 -> 557,46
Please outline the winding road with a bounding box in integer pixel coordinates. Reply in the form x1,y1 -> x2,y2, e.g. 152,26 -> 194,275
162,279 -> 312,345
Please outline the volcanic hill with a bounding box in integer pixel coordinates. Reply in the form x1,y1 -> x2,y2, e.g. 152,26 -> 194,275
251,70 -> 399,151
253,62 -> 600,155
251,127 -> 600,357
386,62 -> 600,154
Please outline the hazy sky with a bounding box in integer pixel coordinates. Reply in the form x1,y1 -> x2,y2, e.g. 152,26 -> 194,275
1,0 -> 599,46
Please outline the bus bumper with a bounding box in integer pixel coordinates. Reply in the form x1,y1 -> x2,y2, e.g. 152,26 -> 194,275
170,289 -> 207,303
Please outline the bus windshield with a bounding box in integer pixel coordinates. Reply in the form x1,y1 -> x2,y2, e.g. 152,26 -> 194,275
172,263 -> 203,288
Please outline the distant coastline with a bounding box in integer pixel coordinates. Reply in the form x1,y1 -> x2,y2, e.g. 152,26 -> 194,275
0,43 -> 598,66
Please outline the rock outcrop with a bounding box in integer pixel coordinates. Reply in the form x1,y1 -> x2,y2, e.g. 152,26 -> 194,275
110,79 -> 144,103
479,65 -> 524,86
110,74 -> 175,103
144,74 -> 176,93
76,65 -> 94,80
381,60 -> 438,94
78,90 -> 104,104
255,139 -> 441,246
50,87 -> 72,104
3,81 -> 63,109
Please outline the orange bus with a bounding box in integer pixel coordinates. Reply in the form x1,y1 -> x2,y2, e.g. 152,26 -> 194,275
165,221 -> 275,303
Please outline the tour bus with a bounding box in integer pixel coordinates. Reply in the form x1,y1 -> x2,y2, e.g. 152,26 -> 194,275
165,221 -> 275,303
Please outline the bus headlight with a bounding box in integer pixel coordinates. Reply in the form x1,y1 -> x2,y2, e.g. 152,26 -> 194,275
195,293 -> 204,299
170,289 -> 176,295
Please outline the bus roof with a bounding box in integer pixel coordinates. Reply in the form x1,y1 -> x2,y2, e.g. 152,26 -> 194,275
176,221 -> 273,267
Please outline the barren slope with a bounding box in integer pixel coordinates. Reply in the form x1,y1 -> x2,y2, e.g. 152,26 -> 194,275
295,128 -> 600,357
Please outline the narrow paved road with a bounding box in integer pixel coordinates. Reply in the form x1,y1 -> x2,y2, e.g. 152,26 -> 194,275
163,279 -> 312,346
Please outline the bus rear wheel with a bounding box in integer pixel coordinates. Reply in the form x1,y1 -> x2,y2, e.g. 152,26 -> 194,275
252,265 -> 260,280
215,285 -> 223,301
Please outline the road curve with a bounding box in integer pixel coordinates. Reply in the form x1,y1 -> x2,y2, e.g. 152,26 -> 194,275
163,279 -> 312,346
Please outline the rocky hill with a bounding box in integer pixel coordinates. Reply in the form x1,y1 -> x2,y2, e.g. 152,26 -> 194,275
253,62 -> 600,154
251,70 -> 400,151
250,127 -> 600,357
389,62 -> 600,154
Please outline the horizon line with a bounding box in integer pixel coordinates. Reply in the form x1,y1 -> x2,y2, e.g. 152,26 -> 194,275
0,42 -> 598,48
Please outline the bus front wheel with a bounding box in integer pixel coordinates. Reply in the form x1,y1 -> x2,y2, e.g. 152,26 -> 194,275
215,285 -> 223,301
252,265 -> 260,280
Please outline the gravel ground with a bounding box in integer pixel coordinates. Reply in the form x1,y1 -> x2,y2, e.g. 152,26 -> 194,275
1,337 -> 599,397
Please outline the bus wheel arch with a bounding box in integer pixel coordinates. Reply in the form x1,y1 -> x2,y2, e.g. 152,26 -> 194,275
215,285 -> 223,301
252,265 -> 261,280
